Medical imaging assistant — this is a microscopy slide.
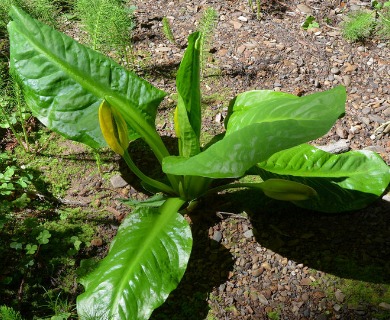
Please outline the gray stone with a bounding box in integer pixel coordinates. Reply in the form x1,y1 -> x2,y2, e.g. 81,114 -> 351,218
243,229 -> 254,238
238,16 -> 248,22
110,175 -> 128,188
360,117 -> 370,126
213,231 -> 223,242
257,293 -> 269,305
343,75 -> 351,86
252,267 -> 264,277
296,4 -> 312,14
331,67 -> 340,75
379,302 -> 390,310
350,126 -> 360,134
335,290 -> 346,303
316,139 -> 350,154
336,126 -> 347,139
369,114 -> 386,123
364,145 -> 386,153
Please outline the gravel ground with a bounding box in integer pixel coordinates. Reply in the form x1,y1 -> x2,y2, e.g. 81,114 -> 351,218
132,0 -> 389,164
124,0 -> 390,319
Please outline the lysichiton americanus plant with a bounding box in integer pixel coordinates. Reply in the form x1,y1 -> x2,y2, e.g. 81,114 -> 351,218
7,6 -> 390,319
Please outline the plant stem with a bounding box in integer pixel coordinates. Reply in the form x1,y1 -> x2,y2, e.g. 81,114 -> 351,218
0,104 -> 28,152
256,0 -> 262,20
14,81 -> 30,152
122,150 -> 176,195
248,0 -> 253,10
203,182 -> 263,197
106,96 -> 181,192
92,148 -> 103,174
159,197 -> 187,216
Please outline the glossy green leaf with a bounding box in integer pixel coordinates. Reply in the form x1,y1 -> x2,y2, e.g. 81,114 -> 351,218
175,32 -> 202,157
255,144 -> 390,212
77,198 -> 192,320
163,86 -> 346,178
121,193 -> 167,208
8,6 -> 166,149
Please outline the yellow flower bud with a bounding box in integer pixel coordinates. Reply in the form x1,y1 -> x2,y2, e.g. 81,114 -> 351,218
99,100 -> 129,156
174,106 -> 180,138
261,179 -> 317,201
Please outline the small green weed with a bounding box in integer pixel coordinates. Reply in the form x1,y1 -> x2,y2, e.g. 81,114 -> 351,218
38,288 -> 75,320
0,305 -> 24,320
0,152 -> 32,211
8,219 -> 52,273
341,2 -> 390,41
342,11 -> 376,41
340,279 -> 390,306
0,72 -> 32,152
248,0 -> 262,20
197,7 -> 218,77
0,0 -> 59,31
302,16 -> 320,30
377,3 -> 390,39
267,310 -> 281,320
75,0 -> 136,66
162,17 -> 175,44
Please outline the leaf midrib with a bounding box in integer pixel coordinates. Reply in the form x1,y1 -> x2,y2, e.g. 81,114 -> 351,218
11,20 -> 112,103
110,198 -> 186,317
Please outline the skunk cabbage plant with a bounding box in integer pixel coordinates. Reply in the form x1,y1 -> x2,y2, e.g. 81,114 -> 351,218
7,6 -> 390,319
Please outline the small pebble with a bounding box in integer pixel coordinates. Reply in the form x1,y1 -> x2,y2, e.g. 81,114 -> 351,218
252,267 -> 264,277
333,304 -> 341,312
244,229 -> 254,238
342,75 -> 351,86
213,231 -> 222,242
350,126 -> 360,134
331,67 -> 340,75
335,290 -> 346,303
110,175 -> 128,188
379,302 -> 390,310
238,16 -> 248,22
258,293 -> 269,305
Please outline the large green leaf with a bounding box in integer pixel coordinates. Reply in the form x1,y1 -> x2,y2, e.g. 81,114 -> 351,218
77,198 -> 192,320
163,86 -> 346,178
7,6 -> 166,149
175,32 -> 202,157
255,144 -> 390,212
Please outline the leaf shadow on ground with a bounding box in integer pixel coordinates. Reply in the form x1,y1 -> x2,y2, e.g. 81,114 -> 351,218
118,136 -> 180,191
151,198 -> 234,320
137,61 -> 180,81
118,137 -> 390,317
217,189 -> 390,284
